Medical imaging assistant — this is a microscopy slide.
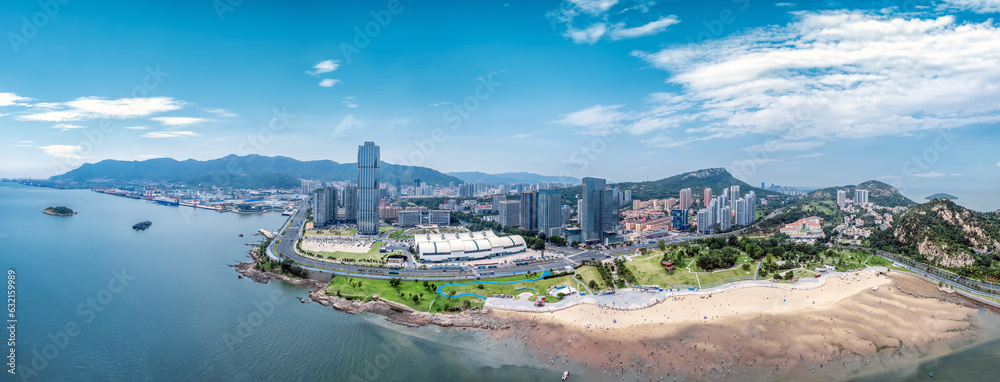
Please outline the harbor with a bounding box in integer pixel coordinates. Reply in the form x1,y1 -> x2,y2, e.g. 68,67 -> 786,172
94,187 -> 300,215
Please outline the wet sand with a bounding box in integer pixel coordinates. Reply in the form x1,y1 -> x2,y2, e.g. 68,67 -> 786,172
492,272 -> 995,380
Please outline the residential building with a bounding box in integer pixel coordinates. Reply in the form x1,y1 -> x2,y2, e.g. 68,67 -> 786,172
491,195 -> 505,212
837,189 -> 847,208
311,187 -> 336,227
780,216 -> 826,242
679,188 -> 692,210
719,206 -> 732,231
538,188 -> 563,237
729,186 -> 740,209
704,188 -> 712,207
498,200 -> 521,227
855,189 -> 869,205
696,209 -> 711,234
342,185 -> 358,223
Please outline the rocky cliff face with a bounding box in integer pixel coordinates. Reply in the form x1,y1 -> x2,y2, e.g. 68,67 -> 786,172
893,199 -> 1000,267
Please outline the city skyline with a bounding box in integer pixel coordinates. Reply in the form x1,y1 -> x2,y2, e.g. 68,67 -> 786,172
2,0 -> 999,206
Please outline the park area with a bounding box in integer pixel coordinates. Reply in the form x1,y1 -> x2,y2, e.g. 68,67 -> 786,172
622,251 -> 755,289
304,226 -> 357,236
436,272 -> 579,303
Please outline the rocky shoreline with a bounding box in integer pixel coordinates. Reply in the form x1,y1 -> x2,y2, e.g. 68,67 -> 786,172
230,247 -> 508,330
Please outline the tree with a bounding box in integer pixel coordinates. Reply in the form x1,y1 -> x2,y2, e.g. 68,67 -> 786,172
742,263 -> 751,271
448,290 -> 456,299
588,280 -> 598,290
537,232 -> 547,241
657,239 -> 666,252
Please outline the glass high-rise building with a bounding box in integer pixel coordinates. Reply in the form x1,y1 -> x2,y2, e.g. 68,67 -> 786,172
538,188 -> 563,237
357,141 -> 380,235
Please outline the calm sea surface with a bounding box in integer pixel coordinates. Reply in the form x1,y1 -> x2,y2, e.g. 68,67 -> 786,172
1,183 -> 997,381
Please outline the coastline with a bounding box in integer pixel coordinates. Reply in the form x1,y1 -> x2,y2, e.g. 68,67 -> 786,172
489,272 -> 998,380
230,245 -> 510,330
231,241 -> 1000,379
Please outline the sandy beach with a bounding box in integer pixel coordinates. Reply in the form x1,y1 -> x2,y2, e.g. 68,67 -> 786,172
492,271 -> 996,380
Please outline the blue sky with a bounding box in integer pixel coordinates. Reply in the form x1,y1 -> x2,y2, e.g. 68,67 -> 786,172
1,0 -> 999,209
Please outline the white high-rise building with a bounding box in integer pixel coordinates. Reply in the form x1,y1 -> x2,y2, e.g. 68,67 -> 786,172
837,189 -> 847,208
855,189 -> 869,205
729,186 -> 740,209
679,188 -> 692,210
357,142 -> 380,235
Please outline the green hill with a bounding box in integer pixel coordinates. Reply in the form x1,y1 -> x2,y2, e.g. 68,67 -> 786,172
560,167 -> 786,206
870,198 -> 1000,273
805,180 -> 916,207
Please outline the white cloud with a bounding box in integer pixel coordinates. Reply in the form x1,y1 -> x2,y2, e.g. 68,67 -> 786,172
564,23 -> 607,44
626,12 -> 1000,144
996,161 -> 1000,167
150,117 -> 207,126
554,93 -> 695,138
912,171 -> 947,178
19,97 -> 185,122
742,140 -> 825,152
610,16 -> 680,40
429,101 -> 452,107
333,115 -> 363,138
123,126 -> 149,130
733,158 -> 782,167
204,108 -> 237,118
342,96 -> 358,108
878,175 -> 903,180
307,60 -> 340,76
52,123 -> 85,131
136,154 -> 166,160
140,131 -> 200,138
552,104 -> 624,135
38,145 -> 85,160
12,140 -> 34,147
950,173 -> 962,176
512,128 -> 554,139
568,0 -> 619,15
775,2 -> 796,7
0,92 -> 30,107
151,117 -> 205,126
795,152 -> 824,158
319,79 -> 341,87
942,0 -> 1000,13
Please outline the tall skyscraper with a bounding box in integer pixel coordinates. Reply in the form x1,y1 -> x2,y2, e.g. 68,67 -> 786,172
671,209 -> 689,231
720,206 -> 732,231
492,195 -> 505,212
837,189 -> 847,208
519,190 -> 538,231
600,188 -> 619,235
729,186 -> 740,209
357,142 -> 380,235
311,187 -> 337,227
679,188 -> 692,210
855,189 -> 869,205
581,177 -> 607,243
538,188 -> 563,237
704,188 -> 712,207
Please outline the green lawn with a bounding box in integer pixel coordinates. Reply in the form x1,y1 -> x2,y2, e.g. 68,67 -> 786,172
327,276 -> 442,311
305,227 -> 358,236
624,256 -> 699,288
863,255 -> 909,272
379,226 -> 394,232
438,274 -> 579,303
576,266 -> 609,291
388,230 -> 414,239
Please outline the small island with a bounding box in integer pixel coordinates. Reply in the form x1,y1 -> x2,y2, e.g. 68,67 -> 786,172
43,206 -> 77,217
925,193 -> 959,200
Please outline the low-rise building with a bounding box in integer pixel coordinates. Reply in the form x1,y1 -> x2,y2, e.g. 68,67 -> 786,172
415,230 -> 527,262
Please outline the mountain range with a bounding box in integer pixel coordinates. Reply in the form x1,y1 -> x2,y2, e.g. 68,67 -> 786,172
47,155 -> 466,188
871,198 -> 1000,269
447,171 -> 581,185
559,167 -> 784,206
